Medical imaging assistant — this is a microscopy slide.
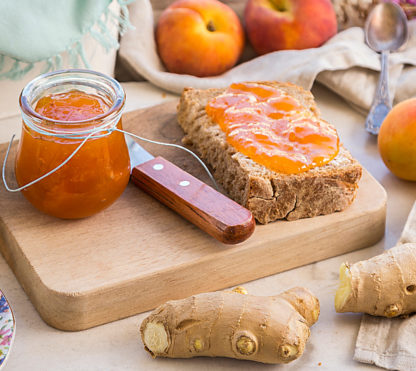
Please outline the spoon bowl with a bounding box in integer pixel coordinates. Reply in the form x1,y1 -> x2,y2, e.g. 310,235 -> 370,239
365,2 -> 409,52
364,2 -> 409,135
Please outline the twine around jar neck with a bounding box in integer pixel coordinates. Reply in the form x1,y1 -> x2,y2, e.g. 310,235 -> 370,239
2,127 -> 219,193
21,109 -> 123,139
3,69 -> 218,195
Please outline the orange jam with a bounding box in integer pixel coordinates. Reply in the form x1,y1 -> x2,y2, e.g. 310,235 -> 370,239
15,89 -> 131,219
206,82 -> 340,174
35,90 -> 110,121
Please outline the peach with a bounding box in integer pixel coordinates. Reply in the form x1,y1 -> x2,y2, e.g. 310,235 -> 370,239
378,98 -> 416,181
244,0 -> 337,55
156,0 -> 244,77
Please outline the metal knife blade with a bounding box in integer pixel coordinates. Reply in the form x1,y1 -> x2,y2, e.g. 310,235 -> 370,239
124,134 -> 255,244
125,135 -> 154,169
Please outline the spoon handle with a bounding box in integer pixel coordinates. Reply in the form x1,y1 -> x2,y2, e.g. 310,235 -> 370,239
365,50 -> 392,135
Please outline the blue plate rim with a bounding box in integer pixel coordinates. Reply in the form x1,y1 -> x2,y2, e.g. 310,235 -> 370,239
0,289 -> 16,370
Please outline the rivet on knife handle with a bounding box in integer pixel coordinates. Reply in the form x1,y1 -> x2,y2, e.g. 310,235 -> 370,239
131,156 -> 255,244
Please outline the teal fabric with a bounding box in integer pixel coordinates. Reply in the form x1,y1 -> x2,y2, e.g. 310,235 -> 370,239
0,0 -> 111,62
0,0 -> 132,79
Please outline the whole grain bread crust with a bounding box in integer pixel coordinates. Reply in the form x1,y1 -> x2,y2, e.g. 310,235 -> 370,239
177,82 -> 362,224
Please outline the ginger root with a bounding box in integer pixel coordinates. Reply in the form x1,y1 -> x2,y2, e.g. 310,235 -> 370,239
140,287 -> 319,364
335,243 -> 416,317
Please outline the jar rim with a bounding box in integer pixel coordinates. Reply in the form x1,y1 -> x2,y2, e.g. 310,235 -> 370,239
19,69 -> 125,126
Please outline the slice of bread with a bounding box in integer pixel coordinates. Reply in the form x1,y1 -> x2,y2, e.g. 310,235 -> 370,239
177,82 -> 362,224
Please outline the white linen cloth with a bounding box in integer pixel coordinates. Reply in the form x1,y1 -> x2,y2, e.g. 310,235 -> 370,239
119,0 -> 416,113
354,202 -> 416,371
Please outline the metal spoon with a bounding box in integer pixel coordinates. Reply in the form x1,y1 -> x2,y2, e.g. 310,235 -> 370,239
365,2 -> 408,135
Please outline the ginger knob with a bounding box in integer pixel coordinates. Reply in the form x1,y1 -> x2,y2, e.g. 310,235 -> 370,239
335,243 -> 416,317
140,287 -> 319,364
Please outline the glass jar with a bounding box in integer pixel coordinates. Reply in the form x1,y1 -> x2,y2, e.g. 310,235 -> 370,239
16,69 -> 131,219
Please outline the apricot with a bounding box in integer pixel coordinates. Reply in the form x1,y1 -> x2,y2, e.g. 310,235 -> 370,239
378,98 -> 416,181
156,0 -> 244,77
244,0 -> 337,55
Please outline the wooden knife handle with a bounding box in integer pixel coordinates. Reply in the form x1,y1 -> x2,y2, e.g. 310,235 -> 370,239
131,156 -> 255,244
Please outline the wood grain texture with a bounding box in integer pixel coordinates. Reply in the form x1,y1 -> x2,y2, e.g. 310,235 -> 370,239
0,100 -> 386,331
131,156 -> 255,244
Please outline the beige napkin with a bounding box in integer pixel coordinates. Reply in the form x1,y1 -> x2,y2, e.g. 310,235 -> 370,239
119,0 -> 416,112
354,202 -> 416,371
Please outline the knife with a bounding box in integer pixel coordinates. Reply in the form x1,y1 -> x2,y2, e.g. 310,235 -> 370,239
125,135 -> 255,244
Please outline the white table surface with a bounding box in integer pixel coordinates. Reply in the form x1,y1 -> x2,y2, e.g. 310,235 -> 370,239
1,81 -> 415,371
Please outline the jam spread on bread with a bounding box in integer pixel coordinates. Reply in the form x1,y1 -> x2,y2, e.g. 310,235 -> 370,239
206,82 -> 339,174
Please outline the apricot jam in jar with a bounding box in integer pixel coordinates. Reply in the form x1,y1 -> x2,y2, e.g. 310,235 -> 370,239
16,70 -> 131,219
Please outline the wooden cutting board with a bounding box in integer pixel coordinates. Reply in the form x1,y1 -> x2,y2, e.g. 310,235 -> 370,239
0,100 -> 386,331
